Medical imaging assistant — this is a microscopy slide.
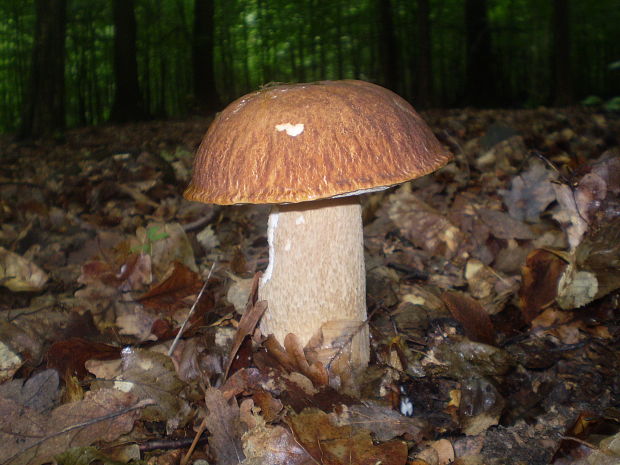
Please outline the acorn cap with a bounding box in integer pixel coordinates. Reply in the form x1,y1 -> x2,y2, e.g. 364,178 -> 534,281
184,80 -> 452,205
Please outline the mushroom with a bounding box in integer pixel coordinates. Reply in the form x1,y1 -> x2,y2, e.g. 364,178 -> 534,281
184,80 -> 451,371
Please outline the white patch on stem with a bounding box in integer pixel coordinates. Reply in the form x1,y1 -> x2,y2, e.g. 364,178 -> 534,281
275,123 -> 304,137
260,209 -> 279,285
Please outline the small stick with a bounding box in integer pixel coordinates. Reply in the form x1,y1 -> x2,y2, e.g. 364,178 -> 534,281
180,416 -> 209,465
168,261 -> 217,357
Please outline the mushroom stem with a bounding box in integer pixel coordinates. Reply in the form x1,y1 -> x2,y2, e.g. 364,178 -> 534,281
258,197 -> 369,368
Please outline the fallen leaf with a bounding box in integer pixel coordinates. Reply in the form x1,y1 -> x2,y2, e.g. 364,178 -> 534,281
204,387 -> 246,465
519,249 -> 568,323
477,208 -> 536,240
388,190 -> 465,260
137,261 -> 203,312
242,422 -> 314,465
500,159 -> 558,223
224,273 -> 266,379
0,369 -> 60,412
441,291 -> 496,345
329,401 -> 425,442
45,337 -> 121,380
458,377 -> 505,436
90,348 -> 190,433
0,388 -> 145,465
133,222 -> 196,280
0,246 -> 48,292
287,408 -> 408,465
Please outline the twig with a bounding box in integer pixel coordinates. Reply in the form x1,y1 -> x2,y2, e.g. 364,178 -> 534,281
180,416 -> 209,465
168,260 -> 217,357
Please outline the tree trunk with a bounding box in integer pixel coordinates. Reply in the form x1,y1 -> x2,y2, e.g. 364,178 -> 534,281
193,0 -> 220,112
19,0 -> 67,139
377,0 -> 399,92
464,0 -> 495,106
552,0 -> 572,106
110,0 -> 145,123
415,0 -> 432,108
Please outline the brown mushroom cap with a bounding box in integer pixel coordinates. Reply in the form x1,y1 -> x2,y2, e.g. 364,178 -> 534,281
184,80 -> 452,205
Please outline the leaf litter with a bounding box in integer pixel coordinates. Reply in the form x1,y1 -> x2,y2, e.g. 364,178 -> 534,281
0,108 -> 618,464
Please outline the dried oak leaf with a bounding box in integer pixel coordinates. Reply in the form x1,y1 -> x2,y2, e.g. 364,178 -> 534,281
0,388 -> 144,465
242,423 -> 314,465
329,402 -> 425,442
263,334 -> 328,388
0,369 -> 60,412
287,408 -> 408,465
137,261 -> 203,312
204,387 -> 246,465
500,159 -> 558,223
90,348 -> 190,433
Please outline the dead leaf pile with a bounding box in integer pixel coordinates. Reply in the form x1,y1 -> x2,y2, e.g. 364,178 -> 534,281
0,107 -> 618,464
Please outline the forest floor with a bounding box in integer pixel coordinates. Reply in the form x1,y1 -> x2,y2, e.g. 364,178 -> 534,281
0,106 -> 619,465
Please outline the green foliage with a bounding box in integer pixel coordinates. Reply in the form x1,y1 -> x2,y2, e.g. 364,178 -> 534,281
132,225 -> 170,255
604,96 -> 620,112
1,0 -> 620,133
581,95 -> 604,106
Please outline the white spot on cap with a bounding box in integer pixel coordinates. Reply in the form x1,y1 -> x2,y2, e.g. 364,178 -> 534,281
275,123 -> 304,137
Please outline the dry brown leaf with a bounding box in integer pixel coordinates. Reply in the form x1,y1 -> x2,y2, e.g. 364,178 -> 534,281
519,248 -> 568,323
500,159 -> 558,223
0,388 -> 145,465
204,387 -> 246,465
0,246 -> 48,292
224,293 -> 267,379
137,261 -> 203,312
242,422 -> 314,465
441,291 -> 496,345
477,208 -> 536,240
287,408 -> 408,465
388,190 -> 465,260
133,222 -> 196,280
45,337 -> 121,380
251,390 -> 283,423
458,377 -> 505,436
284,333 -> 328,387
0,369 -> 60,412
329,402 -> 425,442
90,348 -> 190,433
430,438 -> 455,465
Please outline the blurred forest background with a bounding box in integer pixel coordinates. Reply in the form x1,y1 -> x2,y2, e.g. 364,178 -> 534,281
1,0 -> 619,138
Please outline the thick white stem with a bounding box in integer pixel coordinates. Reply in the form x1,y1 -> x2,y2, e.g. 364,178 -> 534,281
258,197 -> 369,368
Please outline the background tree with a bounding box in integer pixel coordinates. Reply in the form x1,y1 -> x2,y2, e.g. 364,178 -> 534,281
2,0 -> 620,136
18,0 -> 67,139
414,0 -> 432,107
193,0 -> 220,111
464,0 -> 495,106
377,0 -> 399,92
110,0 -> 144,123
552,0 -> 572,106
